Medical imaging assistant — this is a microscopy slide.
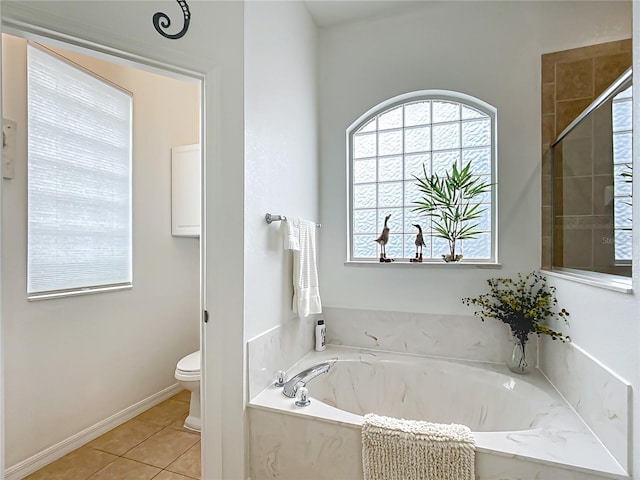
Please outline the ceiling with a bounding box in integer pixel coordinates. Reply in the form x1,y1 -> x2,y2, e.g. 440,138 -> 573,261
304,0 -> 426,28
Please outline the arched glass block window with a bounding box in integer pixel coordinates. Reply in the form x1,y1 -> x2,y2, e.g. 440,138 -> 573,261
347,91 -> 497,262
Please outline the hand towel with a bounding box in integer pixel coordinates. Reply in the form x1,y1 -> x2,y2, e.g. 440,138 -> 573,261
286,218 -> 322,318
284,217 -> 300,251
362,413 -> 475,480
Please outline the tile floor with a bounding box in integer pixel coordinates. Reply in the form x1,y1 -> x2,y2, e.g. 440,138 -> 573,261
25,390 -> 200,480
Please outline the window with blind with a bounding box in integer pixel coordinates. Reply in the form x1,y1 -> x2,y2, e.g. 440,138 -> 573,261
27,44 -> 133,298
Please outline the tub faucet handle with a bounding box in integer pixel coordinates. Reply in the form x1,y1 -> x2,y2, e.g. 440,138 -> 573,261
275,370 -> 287,387
295,385 -> 310,407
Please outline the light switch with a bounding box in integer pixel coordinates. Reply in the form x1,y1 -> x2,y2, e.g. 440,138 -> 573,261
2,118 -> 16,180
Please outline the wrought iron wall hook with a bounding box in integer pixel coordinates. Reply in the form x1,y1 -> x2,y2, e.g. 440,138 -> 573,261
153,0 -> 191,40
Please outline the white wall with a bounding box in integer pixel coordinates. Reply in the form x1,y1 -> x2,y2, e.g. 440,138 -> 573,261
543,3 -> 640,472
1,34 -> 200,467
1,1 -> 246,477
319,0 -> 637,474
319,0 -> 632,315
244,2 -> 318,341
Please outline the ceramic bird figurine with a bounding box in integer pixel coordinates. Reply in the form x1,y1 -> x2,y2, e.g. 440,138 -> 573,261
410,223 -> 426,263
375,214 -> 394,262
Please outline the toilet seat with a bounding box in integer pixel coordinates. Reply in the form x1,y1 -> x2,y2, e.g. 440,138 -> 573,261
175,351 -> 200,381
175,369 -> 199,382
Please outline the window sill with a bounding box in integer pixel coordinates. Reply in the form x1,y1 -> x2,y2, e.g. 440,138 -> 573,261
541,268 -> 632,294
28,284 -> 132,301
345,260 -> 501,269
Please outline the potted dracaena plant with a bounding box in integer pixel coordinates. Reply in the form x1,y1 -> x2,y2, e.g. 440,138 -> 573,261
413,161 -> 493,262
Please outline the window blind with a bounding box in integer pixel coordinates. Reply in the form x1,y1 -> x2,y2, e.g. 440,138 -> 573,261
27,44 -> 133,296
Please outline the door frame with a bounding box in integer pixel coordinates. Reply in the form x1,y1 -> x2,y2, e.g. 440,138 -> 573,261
0,15 -> 223,479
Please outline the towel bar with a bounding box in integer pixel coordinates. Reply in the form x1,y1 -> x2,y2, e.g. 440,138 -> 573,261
265,213 -> 321,228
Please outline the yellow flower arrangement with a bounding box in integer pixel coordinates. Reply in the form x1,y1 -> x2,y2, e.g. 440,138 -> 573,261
462,271 -> 570,348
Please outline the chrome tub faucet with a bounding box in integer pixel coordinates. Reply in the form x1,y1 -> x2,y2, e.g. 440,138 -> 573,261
282,362 -> 331,398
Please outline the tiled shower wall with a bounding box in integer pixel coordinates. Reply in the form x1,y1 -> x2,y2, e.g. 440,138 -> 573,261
541,39 -> 632,269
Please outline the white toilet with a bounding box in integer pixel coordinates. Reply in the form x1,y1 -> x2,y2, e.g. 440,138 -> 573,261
175,350 -> 201,432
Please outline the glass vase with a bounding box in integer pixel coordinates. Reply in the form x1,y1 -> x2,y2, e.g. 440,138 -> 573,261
507,338 -> 532,374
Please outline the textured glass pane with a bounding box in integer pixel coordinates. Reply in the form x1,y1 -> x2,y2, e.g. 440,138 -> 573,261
405,101 -> 431,127
378,106 -> 403,130
462,148 -> 491,175
404,126 -> 431,153
405,154 -> 430,180
358,118 -> 376,133
615,229 -> 632,260
432,236 -> 450,258
462,119 -> 491,148
354,133 -> 376,158
353,209 -> 377,234
379,130 -> 403,156
461,233 -> 491,259
474,188 -> 491,204
433,101 -> 459,123
404,233 -> 431,259
612,100 -> 632,132
353,234 -> 377,258
432,123 -> 460,150
615,85 -> 632,100
385,234 -> 404,259
614,165 -> 632,196
377,209 -> 403,235
353,158 -> 376,184
379,156 -> 403,182
470,205 -> 491,231
432,151 -> 460,176
462,106 -> 487,120
353,183 -> 376,209
404,180 -> 421,206
379,182 -> 403,207
404,207 -> 425,232
614,200 -> 632,228
613,133 -> 632,163
615,186 -> 633,200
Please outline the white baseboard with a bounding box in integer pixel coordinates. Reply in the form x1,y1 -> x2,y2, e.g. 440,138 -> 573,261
4,383 -> 183,480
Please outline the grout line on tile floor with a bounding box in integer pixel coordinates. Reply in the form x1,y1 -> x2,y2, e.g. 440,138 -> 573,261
25,392 -> 200,480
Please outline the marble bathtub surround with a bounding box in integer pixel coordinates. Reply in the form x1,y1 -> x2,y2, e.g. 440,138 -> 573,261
247,307 -> 629,477
539,336 -> 631,473
322,305 -> 523,364
249,347 -> 627,479
250,408 -> 620,480
247,316 -> 317,400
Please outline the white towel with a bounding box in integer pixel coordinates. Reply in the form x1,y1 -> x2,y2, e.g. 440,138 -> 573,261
286,218 -> 322,318
362,413 -> 475,480
284,217 -> 300,251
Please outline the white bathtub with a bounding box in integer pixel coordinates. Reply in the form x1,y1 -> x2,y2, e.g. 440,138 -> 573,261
249,346 -> 628,479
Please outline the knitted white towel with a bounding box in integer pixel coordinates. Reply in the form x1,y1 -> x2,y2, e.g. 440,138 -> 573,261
362,413 -> 475,480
